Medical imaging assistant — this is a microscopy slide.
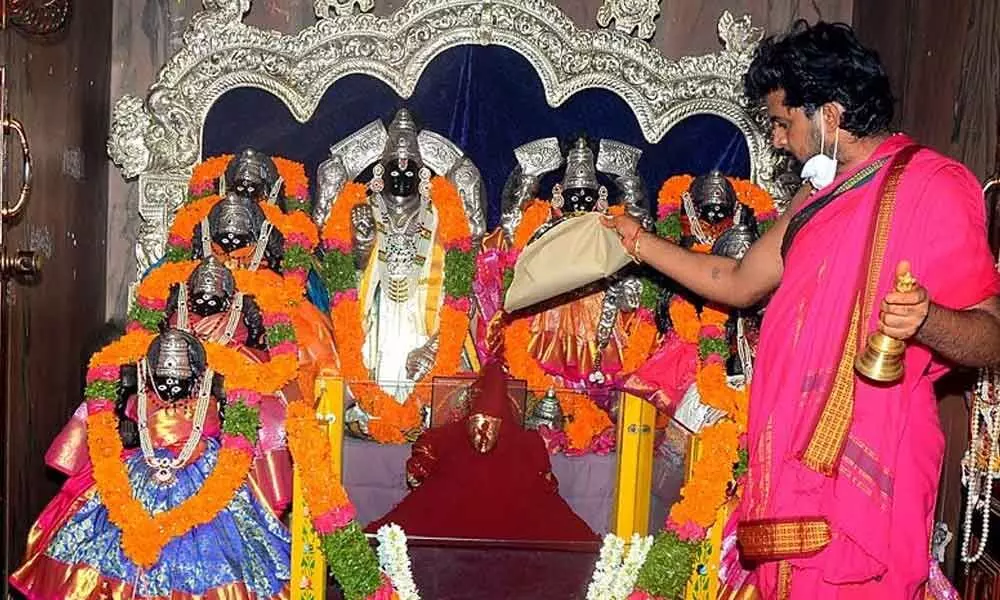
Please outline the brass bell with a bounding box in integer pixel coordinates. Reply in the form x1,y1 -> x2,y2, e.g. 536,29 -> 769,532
855,271 -> 917,383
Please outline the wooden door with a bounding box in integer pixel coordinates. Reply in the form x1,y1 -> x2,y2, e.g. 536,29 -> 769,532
0,2 -> 112,596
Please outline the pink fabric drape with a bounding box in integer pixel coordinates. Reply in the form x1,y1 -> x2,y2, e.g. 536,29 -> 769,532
740,134 -> 1000,598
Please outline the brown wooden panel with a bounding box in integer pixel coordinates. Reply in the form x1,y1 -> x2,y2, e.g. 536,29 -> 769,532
2,0 -> 113,590
856,0 -> 1000,180
951,0 -> 1000,180
852,0 -> 912,130
901,0 -> 973,157
935,374 -> 974,580
651,0 -> 853,58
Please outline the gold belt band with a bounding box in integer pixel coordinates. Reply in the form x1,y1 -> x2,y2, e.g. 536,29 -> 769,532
737,517 -> 832,562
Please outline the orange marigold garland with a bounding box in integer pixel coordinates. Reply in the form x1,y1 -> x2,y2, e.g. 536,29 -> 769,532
188,155 -> 233,199
285,399 -> 397,598
627,175 -> 777,599
497,202 -> 661,453
83,330 -> 258,569
318,177 -> 474,444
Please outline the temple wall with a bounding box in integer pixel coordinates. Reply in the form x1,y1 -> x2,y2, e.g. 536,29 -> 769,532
854,0 -> 1000,582
104,0 -> 853,317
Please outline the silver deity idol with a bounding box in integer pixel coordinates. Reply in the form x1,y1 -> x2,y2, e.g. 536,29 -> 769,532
318,109 -> 481,435
526,388 -> 564,431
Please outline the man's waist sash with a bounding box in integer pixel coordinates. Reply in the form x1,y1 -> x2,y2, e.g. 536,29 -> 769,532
737,517 -> 832,562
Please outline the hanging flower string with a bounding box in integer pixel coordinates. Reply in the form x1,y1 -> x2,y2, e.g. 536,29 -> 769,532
318,178 -> 474,444
496,201 -> 660,453
286,400 -> 397,599
83,330 -> 260,569
272,157 -> 312,213
188,155 -> 234,200
624,175 -> 777,599
260,202 -> 320,285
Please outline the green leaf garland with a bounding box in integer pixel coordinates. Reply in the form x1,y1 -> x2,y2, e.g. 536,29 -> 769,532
321,523 -> 384,600
319,251 -> 358,295
634,531 -> 699,599
221,400 -> 261,445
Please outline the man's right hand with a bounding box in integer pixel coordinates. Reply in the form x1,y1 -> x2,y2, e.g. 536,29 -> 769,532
603,213 -> 644,244
602,197 -> 789,309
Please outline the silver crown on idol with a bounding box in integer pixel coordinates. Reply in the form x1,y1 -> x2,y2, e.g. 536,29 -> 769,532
151,329 -> 200,380
210,192 -> 260,239
382,108 -> 423,167
561,138 -> 600,191
188,256 -> 236,298
691,170 -> 737,210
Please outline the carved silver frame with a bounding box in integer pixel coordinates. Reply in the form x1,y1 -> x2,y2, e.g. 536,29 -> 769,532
108,0 -> 791,281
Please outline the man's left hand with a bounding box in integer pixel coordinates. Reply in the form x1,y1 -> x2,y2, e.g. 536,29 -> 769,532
879,260 -> 930,340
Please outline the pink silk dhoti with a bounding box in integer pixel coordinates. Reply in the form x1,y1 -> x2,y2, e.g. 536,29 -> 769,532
733,134 -> 1000,598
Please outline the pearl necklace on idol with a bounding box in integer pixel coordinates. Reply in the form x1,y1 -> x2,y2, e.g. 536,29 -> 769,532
135,285 -> 243,485
682,192 -> 744,246
960,252 -> 1000,568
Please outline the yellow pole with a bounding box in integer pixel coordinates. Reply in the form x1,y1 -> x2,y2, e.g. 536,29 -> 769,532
291,374 -> 345,600
612,392 -> 657,537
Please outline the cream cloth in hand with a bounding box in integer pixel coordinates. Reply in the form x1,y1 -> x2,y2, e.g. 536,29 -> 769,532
504,212 -> 631,312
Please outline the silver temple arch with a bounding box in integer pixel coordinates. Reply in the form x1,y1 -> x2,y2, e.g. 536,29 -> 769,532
108,0 -> 794,281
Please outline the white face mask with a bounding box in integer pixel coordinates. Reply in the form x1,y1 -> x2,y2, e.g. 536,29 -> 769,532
799,110 -> 839,190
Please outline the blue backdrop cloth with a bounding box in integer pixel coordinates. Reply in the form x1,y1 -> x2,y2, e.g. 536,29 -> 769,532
203,45 -> 751,228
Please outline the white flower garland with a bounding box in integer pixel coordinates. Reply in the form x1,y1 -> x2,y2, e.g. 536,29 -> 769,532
586,534 -> 654,600
375,524 -> 421,600
587,534 -> 626,600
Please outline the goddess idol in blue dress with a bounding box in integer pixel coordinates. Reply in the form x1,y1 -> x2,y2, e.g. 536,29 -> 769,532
9,325 -> 291,599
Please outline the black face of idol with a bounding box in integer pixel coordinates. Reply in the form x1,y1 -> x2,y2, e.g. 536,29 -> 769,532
213,229 -> 254,253
386,158 -> 418,197
191,291 -> 228,317
152,374 -> 195,402
564,187 -> 598,213
698,201 -> 734,225
232,174 -> 266,199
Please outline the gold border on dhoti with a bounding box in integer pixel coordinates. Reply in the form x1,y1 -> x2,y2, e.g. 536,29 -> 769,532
798,145 -> 920,475
737,517 -> 832,562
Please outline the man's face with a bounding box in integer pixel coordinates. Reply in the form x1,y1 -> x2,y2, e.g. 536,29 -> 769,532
765,89 -> 821,164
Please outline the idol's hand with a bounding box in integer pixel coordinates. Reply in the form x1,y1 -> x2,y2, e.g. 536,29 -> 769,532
350,203 -> 376,245
879,260 -> 929,340
350,203 -> 376,267
406,334 -> 440,381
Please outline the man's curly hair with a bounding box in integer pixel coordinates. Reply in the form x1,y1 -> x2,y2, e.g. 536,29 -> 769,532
744,20 -> 894,137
